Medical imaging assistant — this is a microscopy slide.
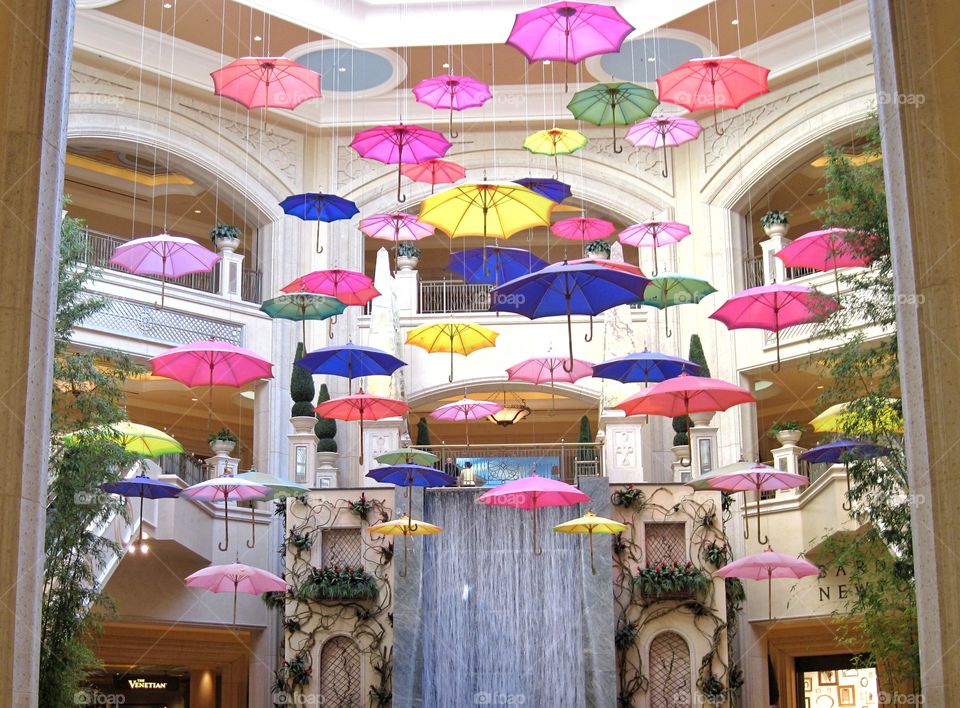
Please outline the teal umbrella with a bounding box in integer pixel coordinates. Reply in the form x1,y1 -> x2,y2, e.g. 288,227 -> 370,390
566,82 -> 659,153
375,448 -> 440,466
641,273 -> 717,337
260,293 -> 347,345
237,469 -> 310,548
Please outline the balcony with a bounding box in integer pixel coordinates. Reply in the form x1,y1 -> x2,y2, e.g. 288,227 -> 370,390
743,254 -> 818,289
413,442 -> 604,485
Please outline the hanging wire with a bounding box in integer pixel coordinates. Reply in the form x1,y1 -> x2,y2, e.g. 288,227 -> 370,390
130,1 -> 149,236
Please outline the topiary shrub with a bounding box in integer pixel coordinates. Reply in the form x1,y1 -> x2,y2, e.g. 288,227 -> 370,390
672,415 -> 690,446
314,383 -> 337,452
688,334 -> 711,377
415,416 -> 431,447
576,415 -> 595,461
291,342 -> 315,418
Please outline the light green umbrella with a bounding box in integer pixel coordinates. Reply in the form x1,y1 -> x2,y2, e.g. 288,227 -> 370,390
237,469 -> 310,547
375,448 -> 440,466
641,273 -> 717,337
63,422 -> 183,458
259,293 -> 347,345
566,82 -> 659,153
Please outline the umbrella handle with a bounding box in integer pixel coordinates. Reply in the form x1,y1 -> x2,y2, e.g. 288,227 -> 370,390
651,239 -> 659,276
449,348 -> 454,383
329,317 -> 336,340
449,108 -> 459,140
756,489 -> 769,545
612,123 -> 623,154
589,529 -> 596,575
665,313 -> 673,339
401,534 -> 409,578
584,315 -> 594,343
771,327 -> 782,373
219,497 -> 229,552
397,142 -> 406,203
359,418 -> 365,466
661,142 -> 669,178
316,220 -> 323,254
842,462 -> 853,512
246,504 -> 256,549
533,506 -> 543,556
138,492 -> 145,547
563,294 -> 575,373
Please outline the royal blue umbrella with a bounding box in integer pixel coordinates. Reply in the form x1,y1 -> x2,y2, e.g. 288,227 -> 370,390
297,342 -> 406,393
512,177 -> 573,203
366,463 -> 456,510
279,191 -> 360,253
100,472 -> 181,549
490,260 -> 650,371
592,349 -> 700,385
449,246 -> 548,285
799,439 -> 891,511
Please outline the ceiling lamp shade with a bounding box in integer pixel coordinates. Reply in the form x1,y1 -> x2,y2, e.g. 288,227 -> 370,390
486,392 -> 532,426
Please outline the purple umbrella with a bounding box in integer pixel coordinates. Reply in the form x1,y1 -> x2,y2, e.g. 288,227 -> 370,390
799,439 -> 890,511
618,221 -> 691,275
100,472 -> 181,550
109,233 -> 220,307
350,124 -> 452,203
625,116 -> 703,177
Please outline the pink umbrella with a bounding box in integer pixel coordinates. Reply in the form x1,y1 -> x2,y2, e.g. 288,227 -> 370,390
506,356 -> 594,411
705,464 -> 809,544
775,228 -> 874,296
185,562 -> 287,625
282,269 -> 380,338
314,390 -> 410,465
714,546 -> 820,620
181,473 -> 270,551
350,124 -> 453,203
507,1 -> 635,90
108,234 -> 221,307
618,220 -> 692,275
616,372 -> 755,418
413,74 -> 493,138
400,159 -> 466,194
359,212 -> 435,243
709,284 -> 839,371
478,473 -> 590,554
430,397 -> 503,446
624,116 -> 702,177
211,57 -> 321,110
550,217 -> 616,241
657,56 -> 770,134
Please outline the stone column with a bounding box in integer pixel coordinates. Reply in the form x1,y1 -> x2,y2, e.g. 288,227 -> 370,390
216,246 -> 245,302
0,0 -> 73,704
598,409 -> 645,482
287,417 -> 317,487
759,234 -> 790,284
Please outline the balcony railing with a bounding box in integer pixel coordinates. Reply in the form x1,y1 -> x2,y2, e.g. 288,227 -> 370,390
415,442 -> 603,485
743,254 -> 823,289
418,280 -> 493,314
157,453 -> 209,487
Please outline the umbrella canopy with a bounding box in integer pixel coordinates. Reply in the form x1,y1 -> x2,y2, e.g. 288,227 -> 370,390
279,192 -> 359,254
567,82 -> 659,152
236,470 -> 311,547
297,342 -> 406,391
211,57 -> 321,110
550,217 -> 616,241
366,463 -> 455,488
412,73 -> 492,137
619,221 -> 692,275
181,473 -> 270,551
642,273 -> 717,337
714,547 -> 820,619
281,269 -> 380,307
625,116 -> 703,177
799,439 -> 892,512
260,293 -> 347,345
108,234 -> 220,307
368,515 -> 444,576
64,422 -> 184,458
375,448 -> 440,466
506,355 -> 594,411
775,228 -> 874,297
523,128 -> 588,176
449,246 -> 548,286
359,212 -> 435,243
185,562 -> 287,624
686,459 -> 757,491
592,350 -> 700,385
513,177 -> 573,203
406,321 -> 499,382
809,400 -> 903,435
430,397 -> 503,445
350,124 -> 452,202
314,391 -> 410,464
615,372 -> 755,417
150,341 -> 273,388
707,464 -> 809,544
554,510 -> 627,573
400,159 -> 466,194
100,471 -> 181,549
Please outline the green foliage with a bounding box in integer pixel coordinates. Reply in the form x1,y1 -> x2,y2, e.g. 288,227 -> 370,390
760,210 -> 789,227
415,416 -> 431,446
209,222 -> 240,243
576,415 -> 595,461
274,650 -> 312,693
698,673 -> 727,705
614,622 -> 639,652
672,414 -> 690,446
584,239 -> 612,255
291,343 -> 316,418
702,541 -> 729,568
396,242 -> 421,258
634,560 -> 711,600
208,427 -> 238,444
767,420 -> 803,437
314,383 -> 337,451
611,485 -> 645,510
287,530 -> 313,551
350,493 -> 373,521
688,334 -> 710,377
298,564 -> 379,601
262,591 -> 287,611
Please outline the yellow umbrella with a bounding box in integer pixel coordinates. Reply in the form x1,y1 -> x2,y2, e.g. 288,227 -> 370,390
367,515 -> 443,577
809,399 -> 902,434
554,511 -> 627,574
406,321 -> 499,382
63,422 -> 184,458
522,128 -> 588,176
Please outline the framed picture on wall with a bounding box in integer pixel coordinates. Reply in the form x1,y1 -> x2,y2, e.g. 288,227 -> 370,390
819,670 -> 838,685
804,677 -> 813,692
842,669 -> 859,678
804,698 -> 810,708
839,686 -> 855,706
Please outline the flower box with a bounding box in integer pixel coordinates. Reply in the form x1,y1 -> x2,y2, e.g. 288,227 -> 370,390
298,565 -> 378,602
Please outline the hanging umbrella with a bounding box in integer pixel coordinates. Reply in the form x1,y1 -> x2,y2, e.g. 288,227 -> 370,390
108,234 -> 220,307
282,269 -> 380,306
490,260 -> 650,371
554,511 -> 626,573
412,73 -> 493,138
506,355 -> 594,411
375,448 -> 440,466
367,515 -> 443,577
687,459 -> 757,491
181,473 -> 270,551
185,561 -> 287,625
211,57 -> 321,110
507,1 -> 635,90
774,228 -> 874,297
350,124 -> 452,202
706,464 -> 809,544
449,246 -> 548,286
236,470 -> 310,548
429,397 -> 503,446
592,349 -> 700,385
478,473 -> 590,554
513,177 -> 573,203
714,547 -> 820,620
550,217 -> 616,242
366,464 -> 455,521
641,273 -> 717,337
100,472 -> 181,550
359,212 -> 435,243
400,159 -> 466,194
616,372 -> 755,418
808,399 -> 903,435
625,116 -> 703,177
523,128 -> 588,177
800,439 -> 891,512
297,342 -> 406,393
618,221 -> 692,275
64,422 -> 184,458
406,321 -> 499,382
657,56 -> 770,135
260,293 -> 347,345
279,192 -> 359,254
709,284 -> 839,371
314,391 -> 410,465
567,82 -> 659,153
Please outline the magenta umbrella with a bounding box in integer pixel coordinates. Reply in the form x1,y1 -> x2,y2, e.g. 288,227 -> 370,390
185,562 -> 287,625
618,221 -> 691,275
625,116 -> 702,177
211,57 -> 321,110
710,284 -> 839,371
282,269 -> 380,337
506,356 -> 594,411
109,234 -> 220,307
430,397 -> 503,446
360,212 -> 435,243
714,547 -> 820,620
181,473 -> 270,551
350,124 -> 452,203
775,228 -> 873,296
315,390 -> 410,466
413,74 -> 492,138
478,473 -> 590,554
705,464 -> 809,544
550,217 -> 616,242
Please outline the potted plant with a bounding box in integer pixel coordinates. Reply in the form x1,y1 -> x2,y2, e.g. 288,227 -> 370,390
210,222 -> 241,252
634,560 -> 711,601
315,383 -> 339,485
415,416 -> 431,447
686,334 -> 714,427
208,427 -> 238,455
298,564 -> 379,601
769,420 -> 803,445
290,343 -> 317,435
760,210 -> 789,238
395,242 -> 421,271
671,415 -> 690,463
583,239 -> 612,259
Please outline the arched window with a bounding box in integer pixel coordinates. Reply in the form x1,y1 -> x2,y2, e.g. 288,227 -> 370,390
648,631 -> 691,707
319,636 -> 362,708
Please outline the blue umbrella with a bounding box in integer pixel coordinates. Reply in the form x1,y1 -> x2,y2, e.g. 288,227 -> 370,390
367,463 -> 456,511
297,342 -> 406,393
100,472 -> 181,548
449,246 -> 548,285
799,439 -> 891,511
512,177 -> 573,203
592,349 -> 700,385
279,191 -> 360,254
490,260 -> 650,371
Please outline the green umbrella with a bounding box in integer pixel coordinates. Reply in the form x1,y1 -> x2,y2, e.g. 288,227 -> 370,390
641,273 -> 717,337
566,82 -> 659,153
237,470 -> 310,548
260,293 -> 347,345
375,447 -> 440,466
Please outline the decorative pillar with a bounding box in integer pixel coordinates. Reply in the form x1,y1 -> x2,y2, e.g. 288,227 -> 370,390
360,418 -> 405,488
394,268 -> 418,316
216,244 -> 244,302
759,234 -> 790,284
771,439 -> 806,498
205,447 -> 240,479
599,409 -> 645,483
689,423 -> 719,480
287,417 -> 317,487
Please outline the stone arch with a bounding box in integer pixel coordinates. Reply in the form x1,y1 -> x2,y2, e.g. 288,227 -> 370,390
317,635 -> 363,708
646,630 -> 694,707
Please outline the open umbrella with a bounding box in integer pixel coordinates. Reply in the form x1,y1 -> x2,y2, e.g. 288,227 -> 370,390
64,422 -> 184,458
211,57 -> 321,110
108,234 -> 220,307
181,472 -> 270,551
567,82 -> 659,153
506,355 -> 594,411
185,561 -> 287,625
406,321 -> 499,382
260,293 -> 347,345
350,124 -> 452,202
100,472 -> 181,551
710,284 -> 839,371
430,397 -> 503,446
618,221 -> 692,275
279,191 -> 359,254
314,391 -> 410,465
449,246 -> 548,286
513,177 -> 573,203
523,128 -> 588,177
808,399 -> 903,435
705,464 -> 809,544
359,212 -> 435,243
478,473 -> 590,554
641,273 -> 717,337
375,448 -> 440,467
554,511 -> 626,573
297,342 -> 406,393
714,547 -> 820,620
799,439 -> 891,511
236,470 -> 310,548
282,269 -> 380,337
400,159 -> 466,194
412,74 -> 492,138
774,228 -> 874,297
616,372 -> 754,421
550,217 -> 616,242
366,464 -> 455,521
625,116 -> 703,177
592,349 -> 699,385
367,515 -> 443,577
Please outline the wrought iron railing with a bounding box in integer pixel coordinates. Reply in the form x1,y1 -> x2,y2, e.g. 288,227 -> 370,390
418,280 -> 493,314
416,442 -> 603,485
157,453 -> 209,487
743,255 -> 765,289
